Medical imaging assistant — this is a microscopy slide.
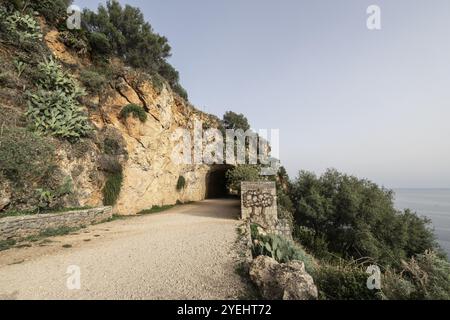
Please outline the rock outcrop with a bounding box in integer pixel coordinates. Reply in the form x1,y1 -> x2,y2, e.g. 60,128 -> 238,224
95,78 -> 219,214
249,256 -> 318,300
42,30 -> 223,215
0,24 -> 224,215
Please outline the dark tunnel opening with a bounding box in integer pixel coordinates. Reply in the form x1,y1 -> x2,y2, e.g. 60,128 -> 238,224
205,165 -> 234,199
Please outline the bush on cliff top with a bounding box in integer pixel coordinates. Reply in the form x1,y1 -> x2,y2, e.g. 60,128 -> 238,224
82,0 -> 188,100
226,165 -> 261,194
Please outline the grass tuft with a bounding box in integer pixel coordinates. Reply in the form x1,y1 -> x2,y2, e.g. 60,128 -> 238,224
119,104 -> 147,123
103,171 -> 123,206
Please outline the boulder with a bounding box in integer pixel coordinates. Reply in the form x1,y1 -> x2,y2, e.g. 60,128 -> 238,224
249,256 -> 318,300
249,255 -> 281,299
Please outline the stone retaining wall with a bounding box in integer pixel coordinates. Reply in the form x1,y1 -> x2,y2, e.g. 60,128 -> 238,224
0,207 -> 113,241
241,181 -> 293,238
241,181 -> 278,230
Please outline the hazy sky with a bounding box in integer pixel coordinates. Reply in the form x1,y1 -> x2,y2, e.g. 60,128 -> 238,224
75,0 -> 450,188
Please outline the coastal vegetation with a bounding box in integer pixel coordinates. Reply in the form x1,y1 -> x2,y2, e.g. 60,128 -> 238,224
0,0 -> 448,300
227,143 -> 450,299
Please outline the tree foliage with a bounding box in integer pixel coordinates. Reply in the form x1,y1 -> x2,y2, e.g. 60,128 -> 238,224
290,169 -> 439,267
226,165 -> 261,193
223,111 -> 251,132
82,0 -> 188,100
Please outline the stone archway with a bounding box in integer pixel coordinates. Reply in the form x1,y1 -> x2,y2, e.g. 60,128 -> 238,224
205,165 -> 234,199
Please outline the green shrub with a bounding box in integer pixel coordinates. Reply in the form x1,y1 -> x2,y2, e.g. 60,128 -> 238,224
0,239 -> 17,252
101,127 -> 128,157
28,0 -> 72,25
59,30 -> 89,55
83,1 -> 170,71
103,171 -> 123,206
176,176 -> 186,191
119,104 -> 147,123
88,32 -> 112,55
0,127 -> 55,185
172,83 -> 188,101
313,261 -> 381,300
223,111 -> 251,131
150,73 -> 165,94
13,59 -> 26,78
0,8 -> 42,44
381,251 -> 450,300
98,155 -> 122,174
82,1 -> 188,99
226,165 -> 261,193
293,225 -> 330,259
79,69 -> 108,94
157,62 -> 188,101
104,137 -> 121,156
26,58 -> 91,140
289,169 -> 438,267
36,58 -> 83,95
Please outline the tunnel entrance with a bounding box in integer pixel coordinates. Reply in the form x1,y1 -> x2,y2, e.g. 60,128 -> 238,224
206,165 -> 234,199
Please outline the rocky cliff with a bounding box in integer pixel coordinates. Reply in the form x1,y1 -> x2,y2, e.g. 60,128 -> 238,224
0,23 -> 222,215
52,29 -> 224,215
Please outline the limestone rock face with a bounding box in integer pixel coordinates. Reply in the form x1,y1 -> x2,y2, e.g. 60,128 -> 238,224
101,79 -> 219,215
249,256 -> 318,300
29,29 -> 224,215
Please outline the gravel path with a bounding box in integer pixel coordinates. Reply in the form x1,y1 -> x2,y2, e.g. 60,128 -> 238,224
0,199 -> 247,300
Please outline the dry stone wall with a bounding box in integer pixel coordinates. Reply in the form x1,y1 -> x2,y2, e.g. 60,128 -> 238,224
241,181 -> 292,238
0,207 -> 112,241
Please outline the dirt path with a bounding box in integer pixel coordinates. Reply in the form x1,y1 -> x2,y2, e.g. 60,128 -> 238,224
0,199 -> 248,300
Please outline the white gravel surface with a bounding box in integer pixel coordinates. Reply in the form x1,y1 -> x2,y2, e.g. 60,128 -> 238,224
0,199 -> 247,300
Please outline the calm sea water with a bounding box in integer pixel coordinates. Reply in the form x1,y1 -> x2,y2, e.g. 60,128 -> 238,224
394,189 -> 450,257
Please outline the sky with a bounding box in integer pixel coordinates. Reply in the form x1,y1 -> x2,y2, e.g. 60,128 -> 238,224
75,0 -> 450,188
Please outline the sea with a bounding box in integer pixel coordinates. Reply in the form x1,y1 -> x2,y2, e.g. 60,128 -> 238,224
394,189 -> 450,257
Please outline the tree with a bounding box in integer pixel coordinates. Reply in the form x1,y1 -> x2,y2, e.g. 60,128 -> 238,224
83,0 -> 172,69
289,169 -> 439,267
223,111 -> 251,132
226,165 -> 261,193
82,0 -> 188,100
